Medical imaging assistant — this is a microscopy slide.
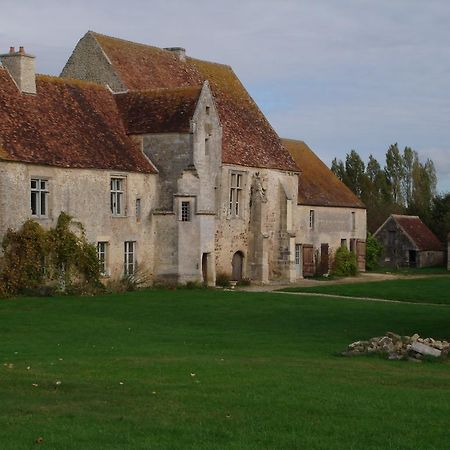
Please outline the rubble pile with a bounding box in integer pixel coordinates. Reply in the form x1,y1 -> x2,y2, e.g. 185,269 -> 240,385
343,332 -> 449,361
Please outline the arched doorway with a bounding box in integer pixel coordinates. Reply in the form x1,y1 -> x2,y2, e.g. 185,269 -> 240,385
231,251 -> 244,281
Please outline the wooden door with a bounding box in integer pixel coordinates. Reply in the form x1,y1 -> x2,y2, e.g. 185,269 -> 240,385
356,240 -> 366,272
232,251 -> 244,281
319,243 -> 329,275
302,244 -> 315,277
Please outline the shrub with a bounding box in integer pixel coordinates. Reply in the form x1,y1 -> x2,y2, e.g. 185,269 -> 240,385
237,278 -> 251,287
216,272 -> 231,288
0,212 -> 102,296
332,246 -> 358,277
366,233 -> 383,271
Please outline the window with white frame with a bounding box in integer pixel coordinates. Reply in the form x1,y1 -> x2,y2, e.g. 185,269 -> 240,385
351,212 -> 356,231
309,210 -> 315,229
124,241 -> 136,276
111,177 -> 125,215
97,242 -> 108,276
181,201 -> 191,222
31,178 -> 49,217
229,172 -> 243,217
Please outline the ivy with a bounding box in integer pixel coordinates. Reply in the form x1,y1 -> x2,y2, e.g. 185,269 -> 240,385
0,212 -> 101,296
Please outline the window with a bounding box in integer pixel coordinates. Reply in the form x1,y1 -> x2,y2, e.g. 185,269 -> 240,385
229,172 -> 243,217
124,241 -> 136,276
341,239 -> 347,248
31,178 -> 49,217
351,212 -> 356,231
97,242 -> 108,276
135,198 -> 141,221
181,201 -> 191,222
295,244 -> 301,265
205,136 -> 211,156
111,178 -> 125,215
309,210 -> 315,229
206,105 -> 210,115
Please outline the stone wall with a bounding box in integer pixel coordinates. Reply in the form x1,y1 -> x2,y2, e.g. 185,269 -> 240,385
60,32 -> 126,91
215,165 -> 298,282
294,205 -> 367,276
0,161 -> 157,280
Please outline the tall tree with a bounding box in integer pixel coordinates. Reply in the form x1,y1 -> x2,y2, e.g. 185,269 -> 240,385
345,150 -> 367,197
384,143 -> 404,206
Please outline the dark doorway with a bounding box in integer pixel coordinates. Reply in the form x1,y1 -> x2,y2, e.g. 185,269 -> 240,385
232,251 -> 244,281
319,244 -> 329,275
302,244 -> 315,277
202,253 -> 208,284
409,250 -> 417,268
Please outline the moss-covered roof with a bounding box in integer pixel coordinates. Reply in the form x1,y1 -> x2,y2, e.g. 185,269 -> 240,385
115,86 -> 202,134
282,139 -> 365,208
0,68 -> 156,173
390,215 -> 443,251
90,32 -> 298,172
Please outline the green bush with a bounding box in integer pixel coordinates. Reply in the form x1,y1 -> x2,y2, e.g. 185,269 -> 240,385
366,233 -> 383,271
332,246 -> 358,277
216,272 -> 231,288
0,212 -> 101,296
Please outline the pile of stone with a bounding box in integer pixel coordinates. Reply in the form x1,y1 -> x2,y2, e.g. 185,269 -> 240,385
343,332 -> 449,361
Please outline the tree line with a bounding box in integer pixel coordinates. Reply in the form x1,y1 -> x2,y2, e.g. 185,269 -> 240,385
331,143 -> 450,242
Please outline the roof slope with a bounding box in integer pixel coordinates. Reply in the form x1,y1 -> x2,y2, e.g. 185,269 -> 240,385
393,215 -> 443,251
282,139 -> 365,208
115,86 -> 201,134
91,32 -> 298,171
0,69 -> 155,173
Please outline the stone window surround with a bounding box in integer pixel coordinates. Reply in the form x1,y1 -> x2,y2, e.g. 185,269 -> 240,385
97,241 -> 109,276
124,240 -> 136,276
30,176 -> 50,218
110,175 -> 127,217
229,170 -> 246,219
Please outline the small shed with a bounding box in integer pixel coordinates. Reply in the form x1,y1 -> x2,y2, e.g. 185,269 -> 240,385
374,215 -> 444,268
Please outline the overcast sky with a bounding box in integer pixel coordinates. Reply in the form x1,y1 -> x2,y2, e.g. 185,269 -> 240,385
2,0 -> 449,192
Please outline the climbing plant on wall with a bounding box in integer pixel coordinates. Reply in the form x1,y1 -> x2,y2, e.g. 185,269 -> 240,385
0,212 -> 101,296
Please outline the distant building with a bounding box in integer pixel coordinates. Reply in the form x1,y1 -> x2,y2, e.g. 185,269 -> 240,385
374,215 -> 444,268
283,140 -> 367,276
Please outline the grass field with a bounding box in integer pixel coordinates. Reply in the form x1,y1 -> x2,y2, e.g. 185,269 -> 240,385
1,286 -> 450,449
280,275 -> 450,304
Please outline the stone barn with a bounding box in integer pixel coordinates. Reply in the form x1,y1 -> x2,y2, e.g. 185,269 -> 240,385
375,214 -> 444,268
283,139 -> 367,277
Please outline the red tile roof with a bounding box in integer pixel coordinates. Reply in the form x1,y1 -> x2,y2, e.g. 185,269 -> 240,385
115,86 -> 201,134
393,215 -> 443,251
90,32 -> 298,172
282,139 -> 365,208
0,68 -> 155,173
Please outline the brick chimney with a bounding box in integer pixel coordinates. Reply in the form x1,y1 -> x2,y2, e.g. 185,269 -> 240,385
0,46 -> 36,94
164,47 -> 186,62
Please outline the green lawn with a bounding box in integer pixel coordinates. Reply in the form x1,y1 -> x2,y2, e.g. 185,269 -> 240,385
281,275 -> 450,304
1,288 -> 450,449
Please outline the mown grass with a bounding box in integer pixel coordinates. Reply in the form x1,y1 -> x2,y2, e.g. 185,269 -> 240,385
1,288 -> 450,449
281,275 -> 450,304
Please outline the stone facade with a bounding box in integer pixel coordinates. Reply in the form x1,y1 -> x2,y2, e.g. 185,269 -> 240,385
0,161 -> 156,280
0,32 -> 370,286
293,206 -> 367,277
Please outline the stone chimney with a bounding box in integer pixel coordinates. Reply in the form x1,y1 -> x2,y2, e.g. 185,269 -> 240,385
164,47 -> 186,62
0,46 -> 36,94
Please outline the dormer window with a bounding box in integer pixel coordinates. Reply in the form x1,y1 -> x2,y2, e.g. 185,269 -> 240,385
206,106 -> 210,115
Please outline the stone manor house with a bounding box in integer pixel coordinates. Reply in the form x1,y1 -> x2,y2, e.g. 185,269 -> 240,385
0,32 -> 366,285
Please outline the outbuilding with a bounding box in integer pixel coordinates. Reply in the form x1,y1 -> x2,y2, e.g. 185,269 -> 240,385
374,214 -> 444,268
